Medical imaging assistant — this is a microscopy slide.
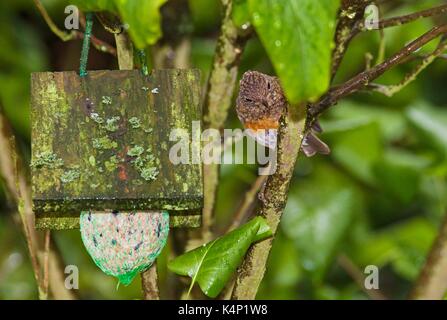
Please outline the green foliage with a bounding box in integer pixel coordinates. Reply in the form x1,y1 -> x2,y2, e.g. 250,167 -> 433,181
325,121 -> 383,186
282,165 -> 360,282
73,0 -> 167,48
407,103 -> 447,157
352,218 -> 436,280
247,0 -> 340,103
232,0 -> 250,28
168,217 -> 272,298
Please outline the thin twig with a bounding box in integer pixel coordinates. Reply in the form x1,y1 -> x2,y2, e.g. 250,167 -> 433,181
309,23 -> 447,118
226,175 -> 268,233
0,109 -> 41,291
375,5 -> 386,65
41,230 -> 51,300
376,4 -> 447,30
335,3 -> 447,76
354,3 -> 447,34
367,39 -> 447,96
337,254 -> 387,300
33,0 -> 117,56
0,107 -> 74,299
78,11 -> 118,56
32,0 -> 75,41
410,212 -> 447,300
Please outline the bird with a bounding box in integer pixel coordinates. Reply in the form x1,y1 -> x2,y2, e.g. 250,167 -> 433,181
236,70 -> 330,157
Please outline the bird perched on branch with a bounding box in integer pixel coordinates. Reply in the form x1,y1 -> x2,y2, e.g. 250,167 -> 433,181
236,70 -> 330,157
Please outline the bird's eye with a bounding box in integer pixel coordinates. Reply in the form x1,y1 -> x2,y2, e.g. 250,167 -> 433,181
267,82 -> 271,90
245,98 -> 253,102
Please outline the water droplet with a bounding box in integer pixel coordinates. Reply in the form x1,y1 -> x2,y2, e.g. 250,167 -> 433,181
252,12 -> 262,26
274,20 -> 281,29
275,40 -> 282,47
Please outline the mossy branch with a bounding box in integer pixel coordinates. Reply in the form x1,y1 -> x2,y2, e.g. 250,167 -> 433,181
201,0 -> 251,240
331,0 -> 373,78
231,105 -> 306,300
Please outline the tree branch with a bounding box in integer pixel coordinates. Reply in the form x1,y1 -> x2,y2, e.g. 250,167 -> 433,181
369,3 -> 447,31
231,105 -> 306,300
331,0 -> 373,78
0,109 -> 40,292
114,32 -> 134,70
151,0 -> 192,69
201,0 -> 251,240
0,107 -> 74,300
367,38 -> 447,96
337,254 -> 387,300
334,2 -> 447,78
410,212 -> 447,299
309,23 -> 447,118
33,0 -> 117,56
142,263 -> 160,300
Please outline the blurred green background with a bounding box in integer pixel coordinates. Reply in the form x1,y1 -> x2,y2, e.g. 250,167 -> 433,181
0,0 -> 446,299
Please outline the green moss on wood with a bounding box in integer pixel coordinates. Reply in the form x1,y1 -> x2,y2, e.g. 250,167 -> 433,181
31,70 -> 204,229
35,213 -> 201,229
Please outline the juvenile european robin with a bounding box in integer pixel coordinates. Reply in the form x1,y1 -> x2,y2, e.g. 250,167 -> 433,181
236,70 -> 330,157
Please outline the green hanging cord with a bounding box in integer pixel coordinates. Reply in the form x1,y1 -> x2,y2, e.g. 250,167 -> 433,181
137,49 -> 149,76
79,12 -> 94,77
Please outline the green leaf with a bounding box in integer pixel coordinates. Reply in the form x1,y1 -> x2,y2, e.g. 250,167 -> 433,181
406,103 -> 447,157
324,101 -> 408,143
72,0 -> 117,12
168,217 -> 272,298
324,121 -> 383,186
232,0 -> 250,28
352,218 -> 436,280
73,0 -> 167,48
257,231 -> 301,299
115,0 -> 167,48
282,164 -> 359,281
373,149 -> 430,204
247,0 -> 340,103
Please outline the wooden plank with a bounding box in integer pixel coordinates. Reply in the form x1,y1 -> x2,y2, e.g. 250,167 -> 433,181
34,212 -> 202,230
31,69 -> 203,225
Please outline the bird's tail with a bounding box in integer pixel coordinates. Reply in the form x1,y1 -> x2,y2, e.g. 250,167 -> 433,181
301,121 -> 330,157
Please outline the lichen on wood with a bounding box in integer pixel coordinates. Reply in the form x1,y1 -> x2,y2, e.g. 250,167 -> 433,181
31,69 -> 203,228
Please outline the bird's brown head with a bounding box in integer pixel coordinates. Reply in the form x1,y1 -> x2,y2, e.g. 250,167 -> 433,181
236,71 -> 286,130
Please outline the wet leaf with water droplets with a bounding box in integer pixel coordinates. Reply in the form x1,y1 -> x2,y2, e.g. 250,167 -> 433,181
248,0 -> 340,103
